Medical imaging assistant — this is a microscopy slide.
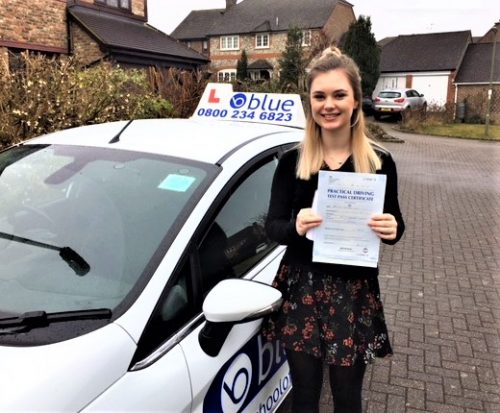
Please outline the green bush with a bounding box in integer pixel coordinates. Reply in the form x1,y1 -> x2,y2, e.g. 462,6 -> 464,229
0,53 -> 173,148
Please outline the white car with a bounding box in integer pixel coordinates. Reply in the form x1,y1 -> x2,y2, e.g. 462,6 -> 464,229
0,84 -> 305,412
373,88 -> 427,120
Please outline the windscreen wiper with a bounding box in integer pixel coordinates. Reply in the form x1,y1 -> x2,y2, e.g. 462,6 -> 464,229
0,231 -> 90,276
0,308 -> 112,334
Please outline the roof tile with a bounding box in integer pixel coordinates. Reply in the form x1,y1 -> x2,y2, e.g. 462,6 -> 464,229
171,0 -> 344,39
380,31 -> 471,72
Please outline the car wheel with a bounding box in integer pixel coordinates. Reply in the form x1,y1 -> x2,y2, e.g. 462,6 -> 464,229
401,107 -> 411,122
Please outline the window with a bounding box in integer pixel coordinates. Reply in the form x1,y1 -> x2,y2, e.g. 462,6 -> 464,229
220,35 -> 239,50
203,40 -> 209,53
302,30 -> 312,46
198,157 -> 279,288
95,0 -> 130,10
7,48 -> 57,73
135,154 -> 280,359
218,69 -> 237,83
255,33 -> 270,48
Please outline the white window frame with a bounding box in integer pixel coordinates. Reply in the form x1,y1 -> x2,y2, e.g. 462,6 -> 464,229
255,33 -> 270,49
220,35 -> 239,51
218,69 -> 237,83
302,30 -> 312,47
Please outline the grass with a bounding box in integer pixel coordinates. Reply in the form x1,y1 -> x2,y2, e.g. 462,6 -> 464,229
404,123 -> 500,141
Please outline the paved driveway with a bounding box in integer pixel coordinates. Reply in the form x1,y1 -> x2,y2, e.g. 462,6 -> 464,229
279,128 -> 500,412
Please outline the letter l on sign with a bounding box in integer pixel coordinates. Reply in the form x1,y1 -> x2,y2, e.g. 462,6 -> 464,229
208,89 -> 220,103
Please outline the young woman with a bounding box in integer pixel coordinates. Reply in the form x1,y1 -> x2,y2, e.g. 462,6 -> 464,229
262,47 -> 405,413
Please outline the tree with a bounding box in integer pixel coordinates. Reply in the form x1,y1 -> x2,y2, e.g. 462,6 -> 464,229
236,49 -> 249,81
279,27 -> 306,90
342,16 -> 380,98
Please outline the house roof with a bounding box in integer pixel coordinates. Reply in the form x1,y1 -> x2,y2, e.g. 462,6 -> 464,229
455,43 -> 500,83
248,59 -> 273,69
171,0 -> 349,39
68,5 -> 208,66
380,31 -> 471,73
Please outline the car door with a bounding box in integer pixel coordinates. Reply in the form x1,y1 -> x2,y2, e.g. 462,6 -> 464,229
180,149 -> 291,413
90,147 -> 292,413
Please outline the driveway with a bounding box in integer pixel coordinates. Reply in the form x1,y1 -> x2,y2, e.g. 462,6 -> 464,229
279,127 -> 500,412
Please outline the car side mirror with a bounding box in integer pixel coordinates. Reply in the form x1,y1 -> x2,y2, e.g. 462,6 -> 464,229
420,93 -> 424,97
199,279 -> 282,357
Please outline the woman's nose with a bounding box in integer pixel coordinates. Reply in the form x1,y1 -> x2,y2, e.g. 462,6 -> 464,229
324,96 -> 335,109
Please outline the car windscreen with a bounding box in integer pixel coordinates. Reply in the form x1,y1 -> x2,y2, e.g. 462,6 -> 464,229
0,144 -> 212,319
379,91 -> 402,99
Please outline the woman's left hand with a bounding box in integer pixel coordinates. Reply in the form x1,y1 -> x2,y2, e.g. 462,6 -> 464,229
368,213 -> 398,240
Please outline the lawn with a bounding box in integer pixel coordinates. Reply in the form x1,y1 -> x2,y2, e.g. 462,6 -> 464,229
411,123 -> 500,141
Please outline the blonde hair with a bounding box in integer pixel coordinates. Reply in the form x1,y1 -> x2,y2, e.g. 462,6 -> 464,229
297,46 -> 383,179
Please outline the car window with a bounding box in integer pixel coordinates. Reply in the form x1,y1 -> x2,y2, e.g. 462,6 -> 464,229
0,144 -> 212,318
379,91 -> 401,99
198,156 -> 278,293
134,153 -> 280,361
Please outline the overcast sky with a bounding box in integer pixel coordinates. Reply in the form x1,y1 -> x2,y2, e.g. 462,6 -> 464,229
148,0 -> 499,41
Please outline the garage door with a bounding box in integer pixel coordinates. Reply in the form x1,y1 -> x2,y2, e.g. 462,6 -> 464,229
412,74 -> 450,107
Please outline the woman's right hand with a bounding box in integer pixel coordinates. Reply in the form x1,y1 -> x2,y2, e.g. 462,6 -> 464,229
295,208 -> 323,236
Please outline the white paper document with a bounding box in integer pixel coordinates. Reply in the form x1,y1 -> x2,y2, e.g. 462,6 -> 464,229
309,171 -> 387,267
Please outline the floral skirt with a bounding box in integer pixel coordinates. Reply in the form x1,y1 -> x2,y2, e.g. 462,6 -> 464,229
261,264 -> 393,366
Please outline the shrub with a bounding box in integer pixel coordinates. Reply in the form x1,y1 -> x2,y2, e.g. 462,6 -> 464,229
0,53 -> 173,148
148,67 -> 209,118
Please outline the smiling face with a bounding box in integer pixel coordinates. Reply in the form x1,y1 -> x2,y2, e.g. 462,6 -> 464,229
309,69 -> 359,134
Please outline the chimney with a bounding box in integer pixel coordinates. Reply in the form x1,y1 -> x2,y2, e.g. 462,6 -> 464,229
226,0 -> 237,10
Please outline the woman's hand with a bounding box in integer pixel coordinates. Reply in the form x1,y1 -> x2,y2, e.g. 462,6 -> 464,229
368,213 -> 398,240
296,208 -> 323,236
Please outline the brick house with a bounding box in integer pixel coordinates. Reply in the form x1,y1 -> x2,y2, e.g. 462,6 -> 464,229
0,0 -> 208,70
454,21 -> 500,123
375,31 -> 472,107
171,0 -> 355,82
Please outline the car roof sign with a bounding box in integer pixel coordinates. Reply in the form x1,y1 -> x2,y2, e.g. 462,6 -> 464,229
192,83 -> 306,129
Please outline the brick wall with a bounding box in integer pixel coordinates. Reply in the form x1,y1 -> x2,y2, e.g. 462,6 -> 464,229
208,32 -> 284,73
323,2 -> 355,44
77,0 -> 145,17
0,0 -> 68,52
446,72 -> 455,107
457,84 -> 500,123
71,23 -> 106,65
131,0 -> 145,17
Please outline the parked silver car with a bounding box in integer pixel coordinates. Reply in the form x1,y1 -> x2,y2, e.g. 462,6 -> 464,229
373,88 -> 427,120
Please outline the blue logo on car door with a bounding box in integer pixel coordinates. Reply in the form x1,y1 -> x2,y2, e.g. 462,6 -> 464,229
203,334 -> 290,413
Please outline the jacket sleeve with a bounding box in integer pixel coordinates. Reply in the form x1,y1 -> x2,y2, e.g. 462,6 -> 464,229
265,150 -> 304,245
380,152 -> 405,245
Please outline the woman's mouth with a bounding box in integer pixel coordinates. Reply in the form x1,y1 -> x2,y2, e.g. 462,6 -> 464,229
322,112 -> 340,120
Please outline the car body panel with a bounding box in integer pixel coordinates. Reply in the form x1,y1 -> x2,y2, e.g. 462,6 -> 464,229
0,323 -> 136,412
82,343 -> 192,413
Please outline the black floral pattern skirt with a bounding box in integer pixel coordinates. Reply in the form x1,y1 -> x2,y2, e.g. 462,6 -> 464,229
261,264 -> 393,366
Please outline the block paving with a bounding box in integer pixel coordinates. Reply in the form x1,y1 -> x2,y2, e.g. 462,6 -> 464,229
278,126 -> 500,412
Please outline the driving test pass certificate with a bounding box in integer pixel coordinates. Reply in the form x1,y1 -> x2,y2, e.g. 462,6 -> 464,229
310,171 -> 387,267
